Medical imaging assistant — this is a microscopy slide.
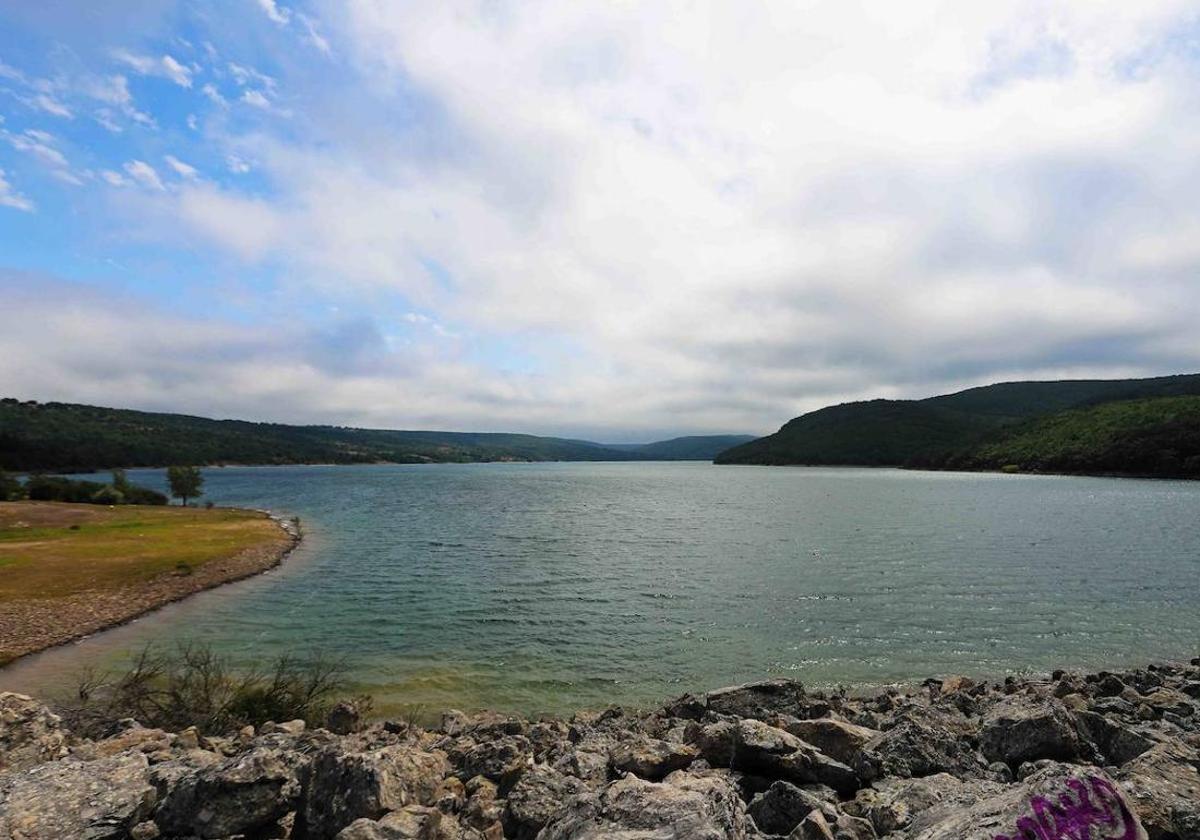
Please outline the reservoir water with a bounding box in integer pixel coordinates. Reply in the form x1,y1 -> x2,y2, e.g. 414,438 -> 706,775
3,462 -> 1198,715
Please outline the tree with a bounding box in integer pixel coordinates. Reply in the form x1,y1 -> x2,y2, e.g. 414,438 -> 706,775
0,469 -> 21,501
166,466 -> 204,506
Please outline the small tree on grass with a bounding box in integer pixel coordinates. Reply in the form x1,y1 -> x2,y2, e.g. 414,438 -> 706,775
167,465 -> 204,507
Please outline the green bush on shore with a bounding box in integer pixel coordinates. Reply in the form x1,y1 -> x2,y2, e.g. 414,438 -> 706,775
23,472 -> 168,506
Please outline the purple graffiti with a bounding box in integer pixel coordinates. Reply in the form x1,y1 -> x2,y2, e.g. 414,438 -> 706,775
993,774 -> 1143,840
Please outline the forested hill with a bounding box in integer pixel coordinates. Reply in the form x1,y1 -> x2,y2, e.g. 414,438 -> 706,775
715,373 -> 1200,478
0,400 -> 747,471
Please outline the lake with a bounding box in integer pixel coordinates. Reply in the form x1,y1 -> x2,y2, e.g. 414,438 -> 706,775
2,462 -> 1198,715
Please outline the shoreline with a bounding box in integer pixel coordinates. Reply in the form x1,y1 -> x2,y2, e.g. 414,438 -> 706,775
0,507 -> 301,667
1,654 -> 1196,837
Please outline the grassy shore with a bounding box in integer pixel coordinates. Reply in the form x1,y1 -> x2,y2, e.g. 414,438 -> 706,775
0,501 -> 296,664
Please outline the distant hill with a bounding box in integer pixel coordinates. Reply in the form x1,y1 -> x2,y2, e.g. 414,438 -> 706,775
606,435 -> 756,460
715,373 -> 1200,478
0,399 -> 748,472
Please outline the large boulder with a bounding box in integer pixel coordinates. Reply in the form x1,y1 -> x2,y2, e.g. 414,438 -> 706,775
302,743 -> 451,840
746,780 -> 832,834
609,736 -> 698,781
705,679 -> 811,719
503,763 -> 591,839
539,768 -> 754,840
335,806 -> 485,839
867,711 -> 990,780
1118,741 -> 1200,839
903,765 -> 1147,840
732,719 -> 860,794
0,692 -> 69,775
845,774 -> 1000,836
979,696 -> 1084,768
0,752 -> 156,840
1073,711 -> 1157,766
155,745 -> 306,838
775,717 -> 880,768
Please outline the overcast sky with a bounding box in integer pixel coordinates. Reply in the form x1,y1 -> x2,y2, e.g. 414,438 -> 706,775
1,2 -> 1198,441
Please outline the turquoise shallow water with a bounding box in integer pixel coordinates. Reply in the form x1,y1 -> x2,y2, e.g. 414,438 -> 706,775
3,463 -> 1198,715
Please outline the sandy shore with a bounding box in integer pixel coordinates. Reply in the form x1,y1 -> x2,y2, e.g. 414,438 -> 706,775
0,510 -> 300,664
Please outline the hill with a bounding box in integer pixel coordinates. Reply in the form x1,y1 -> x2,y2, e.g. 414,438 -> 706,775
608,435 -> 756,460
916,395 -> 1200,478
0,399 -> 748,471
715,373 -> 1200,475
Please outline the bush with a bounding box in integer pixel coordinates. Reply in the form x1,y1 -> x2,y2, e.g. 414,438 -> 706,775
23,474 -> 166,506
0,470 -> 22,501
60,644 -> 354,737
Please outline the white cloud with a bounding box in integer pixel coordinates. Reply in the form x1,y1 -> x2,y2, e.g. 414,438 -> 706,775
226,155 -> 252,174
241,89 -> 271,109
123,159 -> 165,191
31,93 -> 72,118
299,13 -> 332,55
5,129 -> 69,169
164,154 -> 200,180
112,49 -> 193,89
0,169 -> 34,212
100,170 -> 129,187
85,75 -> 155,127
201,83 -> 227,106
256,0 -> 291,26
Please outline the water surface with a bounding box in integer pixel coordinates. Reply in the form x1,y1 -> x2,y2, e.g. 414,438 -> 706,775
3,463 -> 1197,714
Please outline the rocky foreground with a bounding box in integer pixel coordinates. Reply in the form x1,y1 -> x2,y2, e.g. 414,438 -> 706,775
2,659 -> 1200,840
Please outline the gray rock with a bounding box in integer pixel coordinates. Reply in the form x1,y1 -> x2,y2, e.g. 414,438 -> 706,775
0,752 -> 155,840
979,696 -> 1083,767
747,780 -> 830,834
845,774 -> 999,836
732,719 -> 860,795
503,763 -> 591,839
867,714 -> 989,780
775,717 -> 879,768
0,692 -> 69,775
903,765 -> 1147,840
335,806 -> 477,839
1118,740 -> 1200,840
1073,710 -> 1156,765
328,700 -> 366,735
705,678 -> 810,719
445,734 -> 530,789
790,809 -> 836,840
155,745 -> 306,838
610,736 -> 698,781
540,768 -> 754,840
302,743 -> 451,840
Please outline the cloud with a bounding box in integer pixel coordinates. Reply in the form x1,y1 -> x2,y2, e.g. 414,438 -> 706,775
112,49 -> 193,88
31,93 -> 72,118
298,13 -> 332,55
256,0 -> 291,26
164,154 -> 199,180
123,159 -> 165,191
0,169 -> 34,212
5,2 -> 1200,437
84,74 -> 155,126
4,128 -> 69,169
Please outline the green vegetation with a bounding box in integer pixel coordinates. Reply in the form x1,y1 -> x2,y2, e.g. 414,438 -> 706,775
167,465 -> 204,506
716,373 -> 1200,478
62,644 -> 357,737
0,398 -> 750,471
915,396 -> 1200,477
22,471 -> 168,506
0,470 -> 19,501
607,435 -> 757,460
0,502 -> 286,599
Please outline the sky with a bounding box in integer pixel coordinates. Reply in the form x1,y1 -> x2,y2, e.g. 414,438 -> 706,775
1,1 -> 1199,441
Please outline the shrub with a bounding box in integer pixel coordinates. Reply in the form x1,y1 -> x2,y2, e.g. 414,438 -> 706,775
59,643 -> 353,737
0,469 -> 22,501
90,486 -> 126,505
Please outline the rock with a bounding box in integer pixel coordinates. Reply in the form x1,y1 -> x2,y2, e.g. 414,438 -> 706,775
845,774 -> 997,836
867,712 -> 989,780
1143,689 -> 1195,718
938,675 -> 975,695
0,752 -> 156,840
540,769 -> 754,840
833,813 -> 877,839
328,700 -> 365,735
791,810 -> 836,840
334,805 -> 476,840
503,764 -> 591,839
462,776 -> 504,833
733,719 -> 860,794
1073,710 -> 1156,765
979,696 -> 1084,767
1098,674 -> 1128,697
130,820 -> 160,840
302,743 -> 451,840
445,734 -> 530,790
155,745 -> 306,838
747,780 -> 830,834
610,736 -> 698,781
904,765 -> 1147,840
1118,740 -> 1200,840
0,692 -> 69,774
775,717 -> 880,769
705,678 -> 810,719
